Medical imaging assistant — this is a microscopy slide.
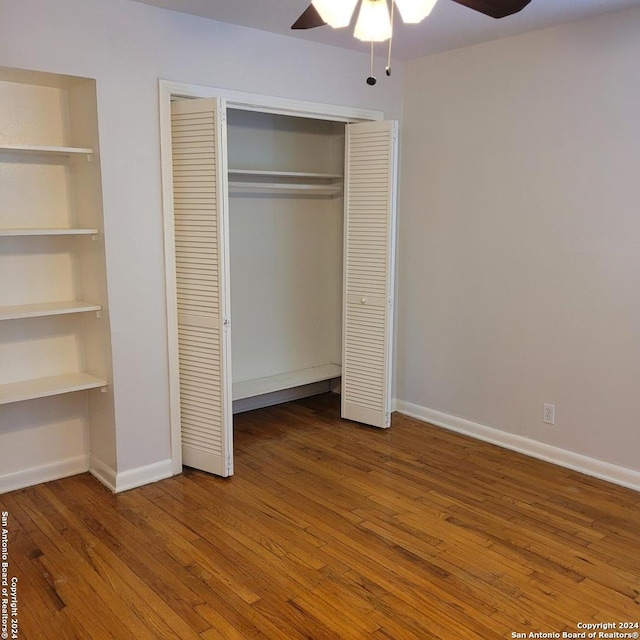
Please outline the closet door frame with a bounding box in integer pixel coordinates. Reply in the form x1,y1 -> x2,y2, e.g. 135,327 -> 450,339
159,79 -> 383,475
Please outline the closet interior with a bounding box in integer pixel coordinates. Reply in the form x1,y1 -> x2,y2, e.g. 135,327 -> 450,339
226,109 -> 346,413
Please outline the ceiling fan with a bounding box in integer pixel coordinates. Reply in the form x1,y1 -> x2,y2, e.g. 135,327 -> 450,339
292,0 -> 532,83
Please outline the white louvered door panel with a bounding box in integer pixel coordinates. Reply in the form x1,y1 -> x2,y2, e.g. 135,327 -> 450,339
342,121 -> 398,429
171,98 -> 233,476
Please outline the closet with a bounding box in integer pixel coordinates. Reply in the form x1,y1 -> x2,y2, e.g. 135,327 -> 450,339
0,67 -> 115,493
227,109 -> 345,413
167,91 -> 397,477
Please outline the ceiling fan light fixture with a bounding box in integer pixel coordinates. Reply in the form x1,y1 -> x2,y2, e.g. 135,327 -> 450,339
354,0 -> 393,42
394,0 -> 439,23
311,0 -> 359,28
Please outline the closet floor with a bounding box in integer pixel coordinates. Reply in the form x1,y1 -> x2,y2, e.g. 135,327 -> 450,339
2,393 -> 639,639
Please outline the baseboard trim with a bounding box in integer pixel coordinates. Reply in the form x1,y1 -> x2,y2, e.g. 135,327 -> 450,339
0,454 -> 90,494
112,459 -> 174,493
89,456 -> 117,492
394,400 -> 640,492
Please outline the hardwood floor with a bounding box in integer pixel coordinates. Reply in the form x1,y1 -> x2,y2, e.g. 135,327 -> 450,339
2,393 -> 639,639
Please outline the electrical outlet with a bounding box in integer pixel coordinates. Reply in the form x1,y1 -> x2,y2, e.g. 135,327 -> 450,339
543,403 -> 555,425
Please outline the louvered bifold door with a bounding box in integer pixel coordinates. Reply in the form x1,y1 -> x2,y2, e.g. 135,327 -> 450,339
171,98 -> 233,476
342,120 -> 398,429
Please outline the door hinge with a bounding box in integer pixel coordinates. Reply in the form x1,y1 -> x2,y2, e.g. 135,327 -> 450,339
223,317 -> 230,330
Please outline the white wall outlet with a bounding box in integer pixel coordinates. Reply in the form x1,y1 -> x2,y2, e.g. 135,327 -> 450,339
543,403 -> 555,425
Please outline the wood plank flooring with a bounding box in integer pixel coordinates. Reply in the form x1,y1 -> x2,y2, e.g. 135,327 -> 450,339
1,393 -> 639,639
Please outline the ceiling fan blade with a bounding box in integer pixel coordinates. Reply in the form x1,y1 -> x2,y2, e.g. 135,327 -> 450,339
450,0 -> 531,19
291,4 -> 327,29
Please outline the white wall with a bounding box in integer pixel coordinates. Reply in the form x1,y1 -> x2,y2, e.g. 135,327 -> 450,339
0,0 -> 403,476
397,7 -> 640,477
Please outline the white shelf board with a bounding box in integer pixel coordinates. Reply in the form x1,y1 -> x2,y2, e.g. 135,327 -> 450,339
229,181 -> 343,197
0,372 -> 107,405
0,144 -> 93,156
233,364 -> 341,401
0,227 -> 98,237
229,169 -> 343,180
0,300 -> 101,321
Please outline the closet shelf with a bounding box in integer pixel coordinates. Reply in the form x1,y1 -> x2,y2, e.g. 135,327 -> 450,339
228,168 -> 343,198
229,182 -> 342,197
232,363 -> 341,401
0,144 -> 93,156
0,227 -> 99,237
0,372 -> 107,406
229,169 -> 343,180
0,300 -> 101,321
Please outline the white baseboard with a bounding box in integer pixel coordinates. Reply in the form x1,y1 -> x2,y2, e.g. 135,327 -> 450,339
0,454 -> 89,494
89,456 -> 117,492
394,400 -> 640,492
90,457 -> 173,493
112,459 -> 173,493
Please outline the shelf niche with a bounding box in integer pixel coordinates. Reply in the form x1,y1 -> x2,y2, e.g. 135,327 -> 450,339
0,66 -> 116,494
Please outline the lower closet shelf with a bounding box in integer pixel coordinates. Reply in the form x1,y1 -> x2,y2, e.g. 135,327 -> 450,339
232,364 -> 341,401
0,372 -> 107,405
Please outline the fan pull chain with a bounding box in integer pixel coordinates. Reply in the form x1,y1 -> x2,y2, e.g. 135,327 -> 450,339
387,0 -> 395,76
367,40 -> 377,85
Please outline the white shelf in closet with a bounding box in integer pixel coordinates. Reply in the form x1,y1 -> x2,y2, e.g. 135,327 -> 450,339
229,169 -> 343,180
0,372 -> 107,406
228,168 -> 343,198
0,228 -> 99,237
0,143 -> 93,157
232,363 -> 341,401
0,301 -> 101,321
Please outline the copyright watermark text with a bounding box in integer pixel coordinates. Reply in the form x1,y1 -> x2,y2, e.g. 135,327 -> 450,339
510,622 -> 640,639
1,511 -> 18,639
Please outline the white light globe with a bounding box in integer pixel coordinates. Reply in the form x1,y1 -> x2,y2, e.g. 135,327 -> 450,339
354,0 -> 392,42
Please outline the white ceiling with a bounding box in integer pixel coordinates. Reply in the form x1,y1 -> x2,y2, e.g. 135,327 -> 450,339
131,0 -> 640,60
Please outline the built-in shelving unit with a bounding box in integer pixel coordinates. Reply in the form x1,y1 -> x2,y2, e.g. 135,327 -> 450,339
0,68 -> 115,493
0,301 -> 101,321
0,372 -> 107,406
228,168 -> 343,198
0,209 -> 103,403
